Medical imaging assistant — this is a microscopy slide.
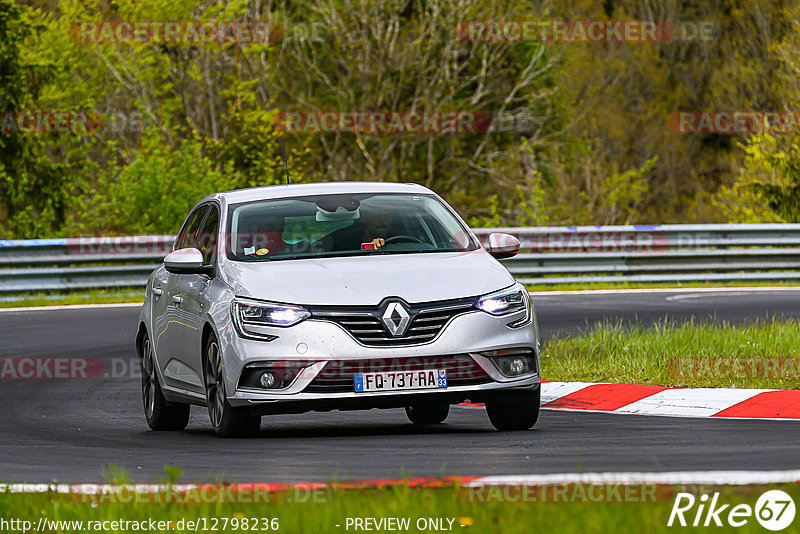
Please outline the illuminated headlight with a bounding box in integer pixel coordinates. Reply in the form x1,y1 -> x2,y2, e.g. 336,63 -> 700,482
232,298 -> 311,339
476,283 -> 531,327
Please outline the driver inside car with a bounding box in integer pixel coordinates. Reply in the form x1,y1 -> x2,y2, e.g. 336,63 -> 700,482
361,210 -> 393,250
329,208 -> 395,251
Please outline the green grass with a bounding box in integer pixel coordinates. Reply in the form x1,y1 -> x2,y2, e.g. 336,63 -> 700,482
1,481 -> 797,533
528,280 -> 800,292
543,318 -> 800,389
0,289 -> 143,308
1,280 -> 798,308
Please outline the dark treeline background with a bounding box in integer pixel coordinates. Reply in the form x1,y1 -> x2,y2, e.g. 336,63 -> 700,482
2,0 -> 800,238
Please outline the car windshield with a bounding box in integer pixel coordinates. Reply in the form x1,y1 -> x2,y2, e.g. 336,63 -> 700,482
226,192 -> 478,261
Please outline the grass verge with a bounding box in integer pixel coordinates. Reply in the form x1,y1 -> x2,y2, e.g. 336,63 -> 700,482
543,318 -> 800,389
527,280 -> 800,292
0,289 -> 143,308
0,481 -> 797,533
2,281 -> 799,308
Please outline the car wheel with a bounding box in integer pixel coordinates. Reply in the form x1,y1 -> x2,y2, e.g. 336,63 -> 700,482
405,402 -> 450,425
486,388 -> 540,431
140,332 -> 190,431
204,332 -> 261,438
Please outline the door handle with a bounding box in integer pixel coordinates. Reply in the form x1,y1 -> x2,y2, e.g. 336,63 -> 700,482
171,295 -> 183,304
151,287 -> 163,296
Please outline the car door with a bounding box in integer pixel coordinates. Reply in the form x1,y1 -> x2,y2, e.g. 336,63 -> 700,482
157,204 -> 208,391
148,265 -> 170,367
169,203 -> 220,393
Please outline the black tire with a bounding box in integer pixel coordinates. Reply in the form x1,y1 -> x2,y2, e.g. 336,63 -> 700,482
140,332 -> 190,431
204,332 -> 261,438
486,388 -> 540,431
405,402 -> 450,425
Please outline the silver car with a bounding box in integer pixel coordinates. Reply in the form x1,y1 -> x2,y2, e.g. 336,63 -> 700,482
137,182 -> 541,437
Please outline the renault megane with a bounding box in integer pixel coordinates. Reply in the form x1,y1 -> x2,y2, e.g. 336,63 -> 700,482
137,182 -> 541,437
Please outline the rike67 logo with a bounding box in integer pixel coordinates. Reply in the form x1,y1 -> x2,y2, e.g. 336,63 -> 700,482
668,490 -> 796,531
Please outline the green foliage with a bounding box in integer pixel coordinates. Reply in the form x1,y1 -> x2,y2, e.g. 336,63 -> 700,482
713,134 -> 799,223
70,128 -> 237,235
577,156 -> 656,225
203,108 -> 315,189
714,4 -> 800,224
542,0 -> 791,224
0,0 -> 85,238
2,0 -> 799,236
465,194 -> 502,228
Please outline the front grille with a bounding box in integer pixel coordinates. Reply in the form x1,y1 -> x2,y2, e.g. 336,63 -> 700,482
304,354 -> 491,393
308,297 -> 476,346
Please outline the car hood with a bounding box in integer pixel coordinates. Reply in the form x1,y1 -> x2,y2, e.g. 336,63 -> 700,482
221,250 -> 515,306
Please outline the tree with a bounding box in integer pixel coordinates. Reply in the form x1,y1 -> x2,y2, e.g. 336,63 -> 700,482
0,0 -> 83,237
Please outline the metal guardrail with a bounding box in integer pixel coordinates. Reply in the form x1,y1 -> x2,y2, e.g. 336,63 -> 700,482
471,224 -> 800,284
3,224 -> 800,293
0,236 -> 171,293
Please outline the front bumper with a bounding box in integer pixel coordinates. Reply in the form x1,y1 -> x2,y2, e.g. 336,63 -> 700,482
244,383 -> 541,416
221,308 -> 540,410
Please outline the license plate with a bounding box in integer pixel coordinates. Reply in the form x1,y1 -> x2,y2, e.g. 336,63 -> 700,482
354,369 -> 447,393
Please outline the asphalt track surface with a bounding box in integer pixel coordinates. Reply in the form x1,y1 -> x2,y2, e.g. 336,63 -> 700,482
1,289 -> 799,483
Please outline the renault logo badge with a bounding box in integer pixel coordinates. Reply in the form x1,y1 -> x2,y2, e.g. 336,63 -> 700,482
381,301 -> 411,336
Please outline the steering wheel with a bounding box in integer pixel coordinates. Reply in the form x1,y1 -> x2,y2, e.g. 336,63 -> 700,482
384,235 -> 425,245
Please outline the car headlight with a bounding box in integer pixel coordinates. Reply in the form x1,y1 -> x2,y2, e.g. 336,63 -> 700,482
476,284 -> 527,315
231,298 -> 311,339
476,283 -> 532,327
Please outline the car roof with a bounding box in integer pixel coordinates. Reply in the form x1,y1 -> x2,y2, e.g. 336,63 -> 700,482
202,181 -> 434,206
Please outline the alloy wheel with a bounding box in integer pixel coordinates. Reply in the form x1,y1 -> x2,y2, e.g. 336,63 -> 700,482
205,340 -> 225,429
141,337 -> 156,419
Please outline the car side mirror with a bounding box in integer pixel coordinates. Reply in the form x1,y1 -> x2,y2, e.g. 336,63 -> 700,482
486,232 -> 520,260
164,248 -> 214,276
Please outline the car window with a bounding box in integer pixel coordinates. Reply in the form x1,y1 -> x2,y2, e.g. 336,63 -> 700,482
283,217 -> 353,243
175,205 -> 209,250
226,193 -> 478,261
196,205 -> 219,265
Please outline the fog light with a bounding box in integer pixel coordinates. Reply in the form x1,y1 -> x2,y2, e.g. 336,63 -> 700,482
239,361 -> 313,391
509,357 -> 525,375
482,348 -> 537,377
497,357 -> 529,376
259,371 -> 276,388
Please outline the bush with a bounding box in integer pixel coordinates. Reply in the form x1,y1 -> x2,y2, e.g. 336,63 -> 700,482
71,128 -> 237,235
